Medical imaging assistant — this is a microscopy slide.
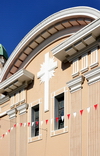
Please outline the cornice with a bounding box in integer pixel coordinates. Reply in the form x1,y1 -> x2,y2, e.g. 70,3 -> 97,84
52,18 -> 100,62
67,76 -> 84,93
84,66 -> 100,85
17,103 -> 28,115
0,69 -> 34,94
1,7 -> 99,81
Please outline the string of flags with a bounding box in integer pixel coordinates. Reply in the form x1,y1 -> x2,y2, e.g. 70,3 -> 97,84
0,104 -> 99,139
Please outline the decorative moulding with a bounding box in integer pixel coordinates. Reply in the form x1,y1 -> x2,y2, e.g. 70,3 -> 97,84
67,75 -> 84,93
84,66 -> 100,85
17,103 -> 28,115
7,108 -> 17,119
72,71 -> 79,78
80,67 -> 89,73
90,62 -> 99,69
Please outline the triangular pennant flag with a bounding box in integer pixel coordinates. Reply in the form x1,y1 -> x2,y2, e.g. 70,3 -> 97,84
11,127 -> 13,130
56,117 -> 59,122
41,121 -> 43,125
23,122 -> 26,127
14,124 -> 16,128
20,123 -> 23,127
5,132 -> 7,135
32,122 -> 34,126
46,120 -> 48,124
80,110 -> 84,115
8,129 -> 10,133
87,107 -> 90,113
28,122 -> 31,127
2,134 -> 5,138
24,123 -> 26,127
51,119 -> 53,124
94,104 -> 98,110
61,116 -> 64,121
17,123 -> 19,126
36,121 -> 39,125
73,112 -> 77,118
67,114 -> 70,119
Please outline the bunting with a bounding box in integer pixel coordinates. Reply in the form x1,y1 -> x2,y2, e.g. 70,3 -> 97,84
0,103 -> 99,139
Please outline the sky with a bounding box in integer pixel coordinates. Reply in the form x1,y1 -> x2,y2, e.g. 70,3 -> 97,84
0,0 -> 100,57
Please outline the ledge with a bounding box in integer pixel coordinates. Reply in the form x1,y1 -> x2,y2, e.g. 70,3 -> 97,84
84,66 -> 100,84
7,108 -> 17,119
67,76 -> 84,93
0,69 -> 34,94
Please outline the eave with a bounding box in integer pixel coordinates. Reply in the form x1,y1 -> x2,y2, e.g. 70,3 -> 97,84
52,18 -> 100,62
0,69 -> 34,94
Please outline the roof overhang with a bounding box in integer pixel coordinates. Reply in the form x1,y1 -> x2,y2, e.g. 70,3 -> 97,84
52,18 -> 100,62
0,69 -> 34,94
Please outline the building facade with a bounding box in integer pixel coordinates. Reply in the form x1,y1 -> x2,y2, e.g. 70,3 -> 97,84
0,6 -> 100,156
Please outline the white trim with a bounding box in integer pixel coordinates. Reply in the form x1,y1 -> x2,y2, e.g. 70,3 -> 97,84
67,76 -> 84,93
80,53 -> 88,73
84,66 -> 100,85
90,48 -> 98,68
1,7 -> 99,81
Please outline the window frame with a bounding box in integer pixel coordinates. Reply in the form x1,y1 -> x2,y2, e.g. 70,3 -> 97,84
31,104 -> 39,137
54,93 -> 64,130
28,99 -> 42,143
51,87 -> 68,137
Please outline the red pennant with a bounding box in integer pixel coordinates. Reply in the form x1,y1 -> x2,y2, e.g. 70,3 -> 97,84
8,129 -> 10,133
80,110 -> 83,115
14,124 -> 16,128
36,121 -> 39,125
46,120 -> 48,124
67,114 -> 70,119
2,134 -> 5,138
94,104 -> 98,110
20,123 -> 23,127
56,117 -> 59,122
28,122 -> 30,126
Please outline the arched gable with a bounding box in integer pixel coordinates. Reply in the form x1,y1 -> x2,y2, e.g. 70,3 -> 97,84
1,6 -> 100,81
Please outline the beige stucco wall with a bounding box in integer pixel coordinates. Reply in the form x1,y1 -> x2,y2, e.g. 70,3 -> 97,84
0,37 -> 100,156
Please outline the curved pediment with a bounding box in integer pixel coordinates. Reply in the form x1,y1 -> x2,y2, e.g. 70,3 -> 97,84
1,6 -> 100,81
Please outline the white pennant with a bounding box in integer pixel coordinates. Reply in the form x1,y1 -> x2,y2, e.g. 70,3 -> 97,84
61,116 -> 64,121
87,107 -> 90,113
24,123 -> 26,127
51,119 -> 53,124
5,132 -> 7,135
32,122 -> 34,126
41,121 -> 43,125
73,112 -> 77,118
17,123 -> 19,126
11,127 -> 13,130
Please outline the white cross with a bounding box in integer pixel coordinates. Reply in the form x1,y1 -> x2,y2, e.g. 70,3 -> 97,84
37,52 -> 58,112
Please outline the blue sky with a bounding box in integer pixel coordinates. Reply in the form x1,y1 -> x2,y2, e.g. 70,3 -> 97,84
0,0 -> 100,57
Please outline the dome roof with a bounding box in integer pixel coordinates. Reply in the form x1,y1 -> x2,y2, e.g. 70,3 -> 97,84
0,44 -> 8,60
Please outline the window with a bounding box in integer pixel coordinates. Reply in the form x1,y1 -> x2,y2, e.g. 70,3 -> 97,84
72,59 -> 79,77
31,104 -> 39,137
54,93 -> 64,130
90,48 -> 98,68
